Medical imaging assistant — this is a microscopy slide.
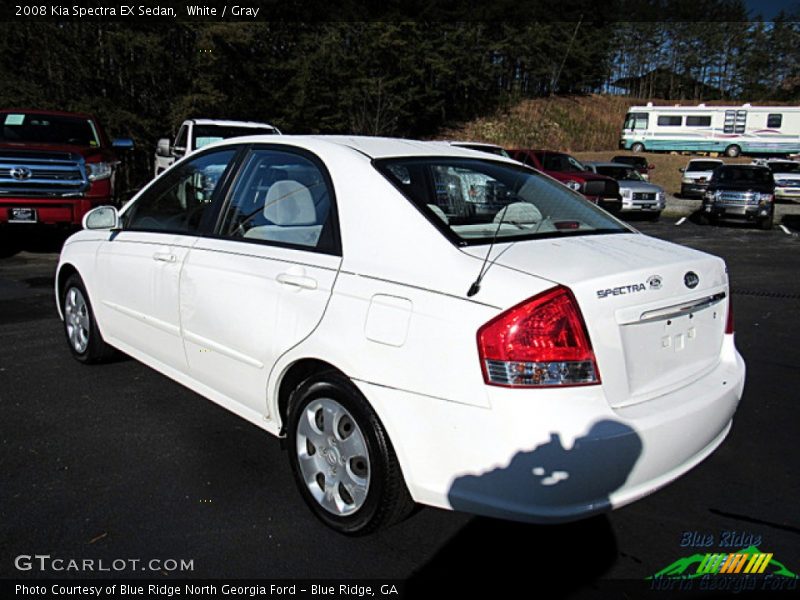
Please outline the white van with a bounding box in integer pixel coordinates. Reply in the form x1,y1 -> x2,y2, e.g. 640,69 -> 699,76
621,103 -> 800,157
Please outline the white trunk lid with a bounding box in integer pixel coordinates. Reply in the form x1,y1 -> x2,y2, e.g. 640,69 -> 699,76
465,233 -> 730,407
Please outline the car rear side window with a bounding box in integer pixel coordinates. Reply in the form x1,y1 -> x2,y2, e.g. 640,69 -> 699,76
375,157 -> 628,245
218,149 -> 338,254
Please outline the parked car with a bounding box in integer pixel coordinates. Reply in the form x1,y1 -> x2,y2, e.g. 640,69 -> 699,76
752,158 -> 800,201
509,149 -> 622,213
446,141 -> 511,158
0,109 -> 133,229
702,164 -> 774,229
611,155 -> 654,181
679,159 -> 724,198
155,118 -> 280,176
584,162 -> 665,219
57,136 -> 744,535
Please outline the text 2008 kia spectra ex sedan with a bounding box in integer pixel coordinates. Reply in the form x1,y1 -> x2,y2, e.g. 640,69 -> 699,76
56,136 -> 745,535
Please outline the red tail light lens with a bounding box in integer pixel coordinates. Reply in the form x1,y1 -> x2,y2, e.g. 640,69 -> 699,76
725,293 -> 734,334
477,286 -> 600,387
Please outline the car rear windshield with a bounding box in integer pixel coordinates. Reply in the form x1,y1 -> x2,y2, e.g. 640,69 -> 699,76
596,166 -> 643,181
714,167 -> 772,184
612,156 -> 646,168
768,162 -> 800,173
1,112 -> 100,146
193,125 -> 277,149
374,157 -> 628,245
687,161 -> 722,172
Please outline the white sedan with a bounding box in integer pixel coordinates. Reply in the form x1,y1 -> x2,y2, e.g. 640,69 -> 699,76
56,136 -> 745,535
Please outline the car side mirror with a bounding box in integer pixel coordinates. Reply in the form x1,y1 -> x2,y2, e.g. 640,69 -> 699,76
156,138 -> 172,157
679,168 -> 685,173
83,206 -> 120,231
112,138 -> 135,151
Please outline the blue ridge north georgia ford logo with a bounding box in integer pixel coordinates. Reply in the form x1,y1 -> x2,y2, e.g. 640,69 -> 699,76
684,271 -> 700,289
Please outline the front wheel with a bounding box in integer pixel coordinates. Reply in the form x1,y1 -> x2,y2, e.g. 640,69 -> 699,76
724,144 -> 741,158
631,142 -> 645,153
758,212 -> 774,230
286,371 -> 414,535
62,273 -> 116,363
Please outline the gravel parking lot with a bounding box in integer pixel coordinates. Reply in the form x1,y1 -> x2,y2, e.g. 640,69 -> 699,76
1,219 -> 798,597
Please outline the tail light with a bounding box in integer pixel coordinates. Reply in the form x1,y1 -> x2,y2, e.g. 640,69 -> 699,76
477,286 -> 600,387
726,293 -> 734,334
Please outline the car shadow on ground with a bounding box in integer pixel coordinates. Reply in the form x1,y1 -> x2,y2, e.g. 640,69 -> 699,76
409,420 -> 642,595
408,514 -> 617,595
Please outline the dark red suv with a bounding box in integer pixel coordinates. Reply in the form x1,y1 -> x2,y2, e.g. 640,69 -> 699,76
510,149 -> 621,213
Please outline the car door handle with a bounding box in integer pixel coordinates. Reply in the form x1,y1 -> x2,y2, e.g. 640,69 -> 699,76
276,273 -> 318,290
153,252 -> 177,263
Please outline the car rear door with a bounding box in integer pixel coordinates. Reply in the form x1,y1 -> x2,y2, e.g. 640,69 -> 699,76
178,145 -> 341,417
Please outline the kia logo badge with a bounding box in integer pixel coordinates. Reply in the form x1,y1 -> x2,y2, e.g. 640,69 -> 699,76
684,271 -> 699,289
10,166 -> 32,180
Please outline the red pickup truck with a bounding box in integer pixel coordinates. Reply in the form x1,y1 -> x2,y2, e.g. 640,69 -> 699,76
510,149 -> 622,213
0,109 -> 133,229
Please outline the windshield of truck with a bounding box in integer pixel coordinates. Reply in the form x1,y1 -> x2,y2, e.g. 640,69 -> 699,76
596,166 -> 643,181
623,112 -> 648,130
687,161 -> 722,172
193,125 -> 278,149
375,157 -> 628,246
714,167 -> 773,184
1,112 -> 100,147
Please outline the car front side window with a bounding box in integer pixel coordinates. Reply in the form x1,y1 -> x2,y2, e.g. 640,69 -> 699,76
124,149 -> 237,234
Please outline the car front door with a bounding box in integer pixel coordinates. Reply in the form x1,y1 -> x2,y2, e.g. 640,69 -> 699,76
93,147 -> 240,372
178,146 -> 341,418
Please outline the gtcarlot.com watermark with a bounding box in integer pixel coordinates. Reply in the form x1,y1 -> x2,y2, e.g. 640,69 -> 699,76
14,554 -> 194,573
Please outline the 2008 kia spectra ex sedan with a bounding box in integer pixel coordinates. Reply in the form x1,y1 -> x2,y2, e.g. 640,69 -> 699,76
55,136 -> 745,535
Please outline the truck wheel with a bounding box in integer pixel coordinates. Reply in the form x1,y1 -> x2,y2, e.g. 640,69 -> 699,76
724,145 -> 741,158
62,273 -> 116,363
631,143 -> 645,153
287,371 -> 414,535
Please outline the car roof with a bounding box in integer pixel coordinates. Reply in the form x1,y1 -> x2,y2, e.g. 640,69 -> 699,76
718,164 -> 769,170
447,141 -> 504,149
2,108 -> 97,119
588,161 -> 635,168
210,135 -> 519,161
190,119 -> 277,128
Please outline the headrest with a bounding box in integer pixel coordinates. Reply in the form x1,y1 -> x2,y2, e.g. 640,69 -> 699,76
263,180 -> 316,226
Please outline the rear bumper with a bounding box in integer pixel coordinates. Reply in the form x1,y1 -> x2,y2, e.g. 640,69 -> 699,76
358,336 -> 744,523
0,197 -> 107,226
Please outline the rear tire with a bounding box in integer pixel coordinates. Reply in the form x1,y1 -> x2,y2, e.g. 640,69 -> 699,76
62,273 -> 116,364
631,143 -> 645,153
286,371 -> 414,535
724,145 -> 741,158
